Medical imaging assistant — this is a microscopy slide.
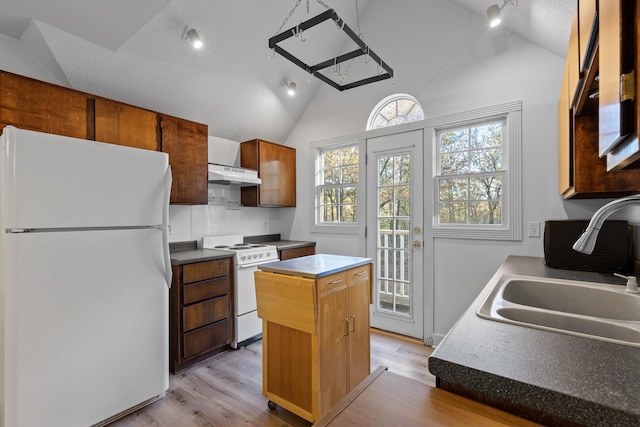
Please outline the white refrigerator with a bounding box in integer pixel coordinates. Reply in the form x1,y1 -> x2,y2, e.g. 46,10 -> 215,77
0,126 -> 172,427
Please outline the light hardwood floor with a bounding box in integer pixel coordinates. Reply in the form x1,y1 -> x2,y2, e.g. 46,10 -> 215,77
111,329 -> 434,427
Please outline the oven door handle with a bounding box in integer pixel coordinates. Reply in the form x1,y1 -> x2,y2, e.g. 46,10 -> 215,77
236,258 -> 280,269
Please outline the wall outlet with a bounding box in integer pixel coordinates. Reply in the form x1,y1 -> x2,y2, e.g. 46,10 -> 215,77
528,221 -> 540,238
262,221 -> 269,233
168,224 -> 173,235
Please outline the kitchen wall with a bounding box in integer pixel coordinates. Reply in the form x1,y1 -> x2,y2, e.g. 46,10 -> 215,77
3,4 -> 638,343
281,0 -> 622,343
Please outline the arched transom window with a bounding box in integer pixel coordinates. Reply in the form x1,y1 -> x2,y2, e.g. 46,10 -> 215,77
367,94 -> 424,130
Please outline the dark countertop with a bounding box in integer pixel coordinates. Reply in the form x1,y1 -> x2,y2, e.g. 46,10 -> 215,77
169,241 -> 234,265
428,255 -> 639,427
244,234 -> 316,251
257,254 -> 372,278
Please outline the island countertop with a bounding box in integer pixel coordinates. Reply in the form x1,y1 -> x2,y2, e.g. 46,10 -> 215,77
428,255 -> 639,427
257,254 -> 372,278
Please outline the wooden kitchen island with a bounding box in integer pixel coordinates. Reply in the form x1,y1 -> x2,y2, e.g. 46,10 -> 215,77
255,254 -> 373,423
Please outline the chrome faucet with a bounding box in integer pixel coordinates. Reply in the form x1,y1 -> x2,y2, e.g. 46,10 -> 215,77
572,194 -> 640,255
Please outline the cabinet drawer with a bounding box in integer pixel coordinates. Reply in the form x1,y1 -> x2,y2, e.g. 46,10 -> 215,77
318,272 -> 347,297
183,296 -> 229,332
347,265 -> 370,285
183,276 -> 230,305
183,320 -> 232,359
183,258 -> 231,284
280,245 -> 315,260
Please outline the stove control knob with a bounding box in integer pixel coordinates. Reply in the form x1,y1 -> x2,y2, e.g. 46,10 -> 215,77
259,252 -> 264,258
240,255 -> 246,262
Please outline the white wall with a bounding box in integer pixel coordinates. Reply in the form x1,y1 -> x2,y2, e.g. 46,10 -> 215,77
0,32 -> 65,85
283,0 -> 620,343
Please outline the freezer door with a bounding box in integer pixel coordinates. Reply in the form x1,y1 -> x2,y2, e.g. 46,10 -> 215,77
2,229 -> 169,427
1,126 -> 169,229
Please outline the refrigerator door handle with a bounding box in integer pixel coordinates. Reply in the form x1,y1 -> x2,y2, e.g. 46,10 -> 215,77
162,166 -> 173,288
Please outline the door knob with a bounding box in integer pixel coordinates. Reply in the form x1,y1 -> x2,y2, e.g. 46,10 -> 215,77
413,240 -> 421,249
413,227 -> 421,234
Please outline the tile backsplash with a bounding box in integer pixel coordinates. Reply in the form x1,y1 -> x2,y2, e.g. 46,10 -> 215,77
169,198 -> 280,243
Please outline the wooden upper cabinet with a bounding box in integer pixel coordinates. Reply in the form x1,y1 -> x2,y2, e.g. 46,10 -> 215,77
598,0 -> 636,159
0,71 -> 87,139
240,139 -> 296,207
0,71 -> 210,204
94,98 -> 158,150
160,115 -> 208,205
568,13 -> 581,105
558,61 -> 572,196
558,7 -> 640,198
578,0 -> 597,73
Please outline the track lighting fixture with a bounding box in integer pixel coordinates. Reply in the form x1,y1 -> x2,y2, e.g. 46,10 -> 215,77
486,0 -> 517,28
183,26 -> 203,49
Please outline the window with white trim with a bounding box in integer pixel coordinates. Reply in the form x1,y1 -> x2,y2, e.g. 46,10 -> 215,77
315,143 -> 359,227
432,102 -> 522,241
436,119 -> 505,225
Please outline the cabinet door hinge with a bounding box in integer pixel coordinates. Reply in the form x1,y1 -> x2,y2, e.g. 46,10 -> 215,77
620,70 -> 635,102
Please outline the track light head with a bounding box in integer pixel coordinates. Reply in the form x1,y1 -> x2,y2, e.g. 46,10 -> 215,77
281,78 -> 297,96
183,27 -> 203,49
287,81 -> 297,96
487,4 -> 502,27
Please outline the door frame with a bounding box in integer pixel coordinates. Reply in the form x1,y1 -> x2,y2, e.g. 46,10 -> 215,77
309,120 -> 435,345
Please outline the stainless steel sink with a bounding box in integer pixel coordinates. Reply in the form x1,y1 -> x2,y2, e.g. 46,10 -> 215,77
477,275 -> 640,347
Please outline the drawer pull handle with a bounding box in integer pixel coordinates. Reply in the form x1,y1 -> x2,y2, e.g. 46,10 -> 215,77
329,278 -> 343,285
349,315 -> 356,332
354,271 -> 366,276
344,318 -> 350,336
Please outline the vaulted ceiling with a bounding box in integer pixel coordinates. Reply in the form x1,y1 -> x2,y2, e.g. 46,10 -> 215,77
0,0 -> 575,143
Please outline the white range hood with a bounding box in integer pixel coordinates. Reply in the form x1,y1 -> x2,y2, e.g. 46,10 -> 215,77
208,163 -> 261,186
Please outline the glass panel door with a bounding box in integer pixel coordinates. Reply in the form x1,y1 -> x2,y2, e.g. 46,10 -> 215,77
367,130 -> 423,338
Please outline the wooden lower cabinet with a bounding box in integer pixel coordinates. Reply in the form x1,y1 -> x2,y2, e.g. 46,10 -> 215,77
170,258 -> 234,373
255,263 -> 372,422
279,244 -> 315,260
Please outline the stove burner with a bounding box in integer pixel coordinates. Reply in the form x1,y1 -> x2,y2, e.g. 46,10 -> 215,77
228,246 -> 251,250
214,245 -> 231,249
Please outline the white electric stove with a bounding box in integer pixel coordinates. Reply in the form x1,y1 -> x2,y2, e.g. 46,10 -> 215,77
201,235 -> 278,348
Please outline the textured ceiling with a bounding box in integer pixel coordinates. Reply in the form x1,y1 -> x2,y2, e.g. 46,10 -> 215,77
448,0 -> 575,58
0,0 -> 575,144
